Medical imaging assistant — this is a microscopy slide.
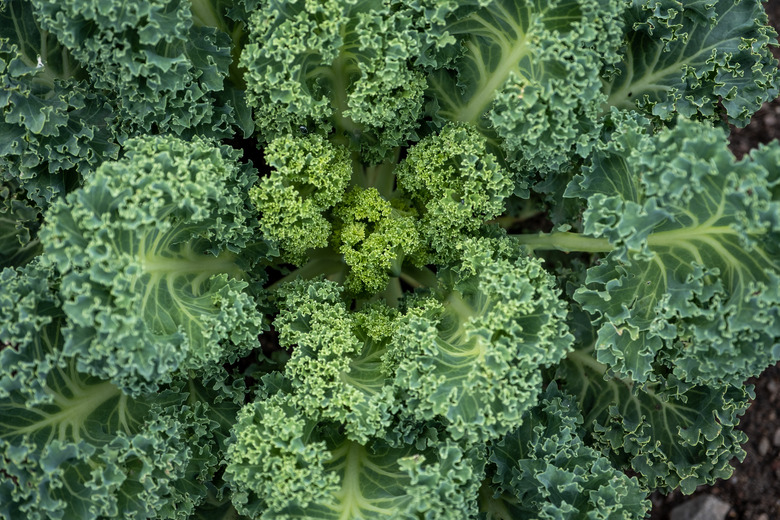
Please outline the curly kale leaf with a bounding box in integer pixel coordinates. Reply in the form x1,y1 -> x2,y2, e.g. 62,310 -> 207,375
333,186 -> 425,294
561,341 -> 752,494
0,0 -> 119,206
396,123 -> 515,263
604,0 -> 779,126
481,384 -> 650,520
225,393 -> 483,519
273,278 -> 398,442
0,262 -> 242,520
241,0 -> 443,161
39,135 -> 268,394
390,240 -> 573,443
566,116 -> 780,387
427,0 -> 625,175
249,133 -> 352,266
0,181 -> 42,268
31,0 -> 251,138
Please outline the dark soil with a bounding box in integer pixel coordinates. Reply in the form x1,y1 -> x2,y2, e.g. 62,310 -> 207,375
650,1 -> 780,518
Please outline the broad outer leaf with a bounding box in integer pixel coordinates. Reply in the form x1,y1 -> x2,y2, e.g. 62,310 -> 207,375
567,115 -> 780,386
604,0 -> 779,126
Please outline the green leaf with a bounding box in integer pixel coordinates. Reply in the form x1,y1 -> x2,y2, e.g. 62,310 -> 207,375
604,0 -> 779,126
567,116 -> 780,386
391,240 -> 573,443
241,0 -> 433,161
0,263 -> 222,520
0,0 -> 118,206
40,135 -> 267,393
561,344 -> 752,494
427,0 -> 624,174
0,181 -> 42,268
31,0 -> 246,139
273,278 -> 398,442
225,395 -> 482,519
482,384 -> 650,520
250,133 -> 352,266
333,187 -> 424,294
396,122 -> 515,263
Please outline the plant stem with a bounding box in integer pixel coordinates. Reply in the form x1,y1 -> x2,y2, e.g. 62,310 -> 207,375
566,347 -> 608,377
364,150 -> 399,199
267,252 -> 346,290
513,232 -> 612,253
381,276 -> 404,308
399,265 -> 438,289
190,0 -> 226,31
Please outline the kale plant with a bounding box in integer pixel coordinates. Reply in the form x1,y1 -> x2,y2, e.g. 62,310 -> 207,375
2,0 -> 780,518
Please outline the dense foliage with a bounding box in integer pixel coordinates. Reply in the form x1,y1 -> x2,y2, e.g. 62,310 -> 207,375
2,0 -> 780,518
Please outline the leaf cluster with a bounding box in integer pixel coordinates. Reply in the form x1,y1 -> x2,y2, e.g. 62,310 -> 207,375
2,0 -> 780,519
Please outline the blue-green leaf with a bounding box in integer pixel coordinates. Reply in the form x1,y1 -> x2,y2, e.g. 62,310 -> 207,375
567,116 -> 780,386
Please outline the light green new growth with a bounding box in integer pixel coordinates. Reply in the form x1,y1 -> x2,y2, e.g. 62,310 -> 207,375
250,133 -> 352,265
333,187 -> 424,294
